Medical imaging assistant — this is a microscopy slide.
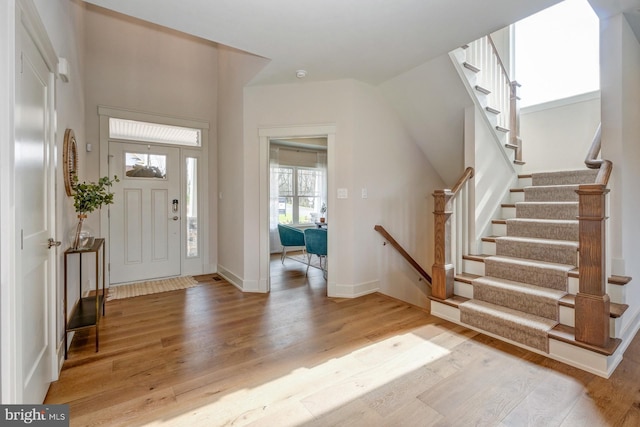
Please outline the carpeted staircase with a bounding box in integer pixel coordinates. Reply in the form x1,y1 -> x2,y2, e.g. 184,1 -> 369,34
458,169 -> 598,352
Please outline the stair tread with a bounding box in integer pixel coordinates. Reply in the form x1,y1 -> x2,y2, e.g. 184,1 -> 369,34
549,324 -> 621,356
518,174 -> 533,179
526,184 -> 581,190
609,275 -> 632,285
461,299 -> 557,330
481,236 -> 498,242
502,203 -> 516,208
507,218 -> 578,225
463,62 -> 480,73
496,126 -> 510,133
559,294 -> 629,318
429,295 -> 469,308
516,201 -> 578,205
487,255 -> 575,272
455,272 -> 481,284
496,236 -> 579,248
485,106 -> 501,114
463,254 -> 491,262
475,85 -> 491,95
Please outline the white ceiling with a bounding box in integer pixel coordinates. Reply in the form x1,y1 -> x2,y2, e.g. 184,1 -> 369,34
82,0 -> 564,85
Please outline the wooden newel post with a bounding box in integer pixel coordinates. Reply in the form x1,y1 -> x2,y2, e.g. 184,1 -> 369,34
432,189 -> 454,300
575,184 -> 610,348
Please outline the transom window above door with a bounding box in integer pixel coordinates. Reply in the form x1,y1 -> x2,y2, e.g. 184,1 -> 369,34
109,118 -> 201,146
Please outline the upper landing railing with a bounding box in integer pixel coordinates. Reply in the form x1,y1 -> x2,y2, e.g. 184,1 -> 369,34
465,36 -> 523,163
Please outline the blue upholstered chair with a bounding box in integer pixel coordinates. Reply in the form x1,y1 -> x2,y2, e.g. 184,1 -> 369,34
277,224 -> 306,263
303,228 -> 327,278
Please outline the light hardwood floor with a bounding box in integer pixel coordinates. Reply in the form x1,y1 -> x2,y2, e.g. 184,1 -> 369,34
46,254 -> 640,426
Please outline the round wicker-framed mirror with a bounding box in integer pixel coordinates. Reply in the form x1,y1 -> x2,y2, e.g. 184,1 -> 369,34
63,128 -> 78,196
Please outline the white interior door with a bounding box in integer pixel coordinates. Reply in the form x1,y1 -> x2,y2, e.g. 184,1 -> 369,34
14,22 -> 56,403
109,142 -> 181,284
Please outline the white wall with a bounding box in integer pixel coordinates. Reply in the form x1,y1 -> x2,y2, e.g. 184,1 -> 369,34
379,53 -> 471,187
83,4 -> 219,277
243,79 -> 444,307
520,91 -> 601,173
600,13 -> 640,338
216,45 -> 268,286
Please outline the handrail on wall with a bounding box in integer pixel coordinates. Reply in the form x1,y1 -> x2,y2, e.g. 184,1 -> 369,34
374,225 -> 432,285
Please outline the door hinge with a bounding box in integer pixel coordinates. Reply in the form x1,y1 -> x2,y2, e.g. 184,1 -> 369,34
20,52 -> 23,74
108,263 -> 110,272
20,229 -> 23,250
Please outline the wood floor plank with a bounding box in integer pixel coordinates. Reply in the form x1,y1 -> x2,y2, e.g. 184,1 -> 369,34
44,254 -> 640,427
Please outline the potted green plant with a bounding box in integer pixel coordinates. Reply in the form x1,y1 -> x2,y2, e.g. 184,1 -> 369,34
71,175 -> 119,250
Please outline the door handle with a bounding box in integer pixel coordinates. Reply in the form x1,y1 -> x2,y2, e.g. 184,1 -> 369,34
48,238 -> 62,249
172,216 -> 179,221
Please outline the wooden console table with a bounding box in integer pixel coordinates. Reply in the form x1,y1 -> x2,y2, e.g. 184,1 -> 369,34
63,238 -> 106,359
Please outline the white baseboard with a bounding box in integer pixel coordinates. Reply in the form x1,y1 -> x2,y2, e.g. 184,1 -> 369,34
329,280 -> 379,298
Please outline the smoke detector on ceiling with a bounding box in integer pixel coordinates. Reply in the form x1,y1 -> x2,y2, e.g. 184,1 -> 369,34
295,70 -> 307,79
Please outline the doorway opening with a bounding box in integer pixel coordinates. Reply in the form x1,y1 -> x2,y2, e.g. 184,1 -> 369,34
269,138 -> 328,280
258,125 -> 336,295
99,107 -> 210,286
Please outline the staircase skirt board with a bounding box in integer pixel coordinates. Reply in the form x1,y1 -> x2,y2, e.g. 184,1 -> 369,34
472,276 -> 566,320
484,256 -> 573,291
460,300 -> 557,352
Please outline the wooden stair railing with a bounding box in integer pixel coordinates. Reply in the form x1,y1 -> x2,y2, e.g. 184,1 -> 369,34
576,123 -> 614,349
374,225 -> 432,285
432,167 -> 474,300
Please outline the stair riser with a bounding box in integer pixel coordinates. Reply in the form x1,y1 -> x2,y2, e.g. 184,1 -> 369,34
507,221 -> 578,241
510,191 -> 525,203
458,276 -> 625,305
454,280 -> 474,299
502,206 -> 516,219
492,223 -> 507,236
518,177 -> 533,187
516,203 -> 579,220
532,170 -> 599,186
524,187 -> 579,202
463,259 -> 485,276
482,241 -> 496,255
496,240 -> 578,266
485,260 -> 568,291
473,282 -> 560,320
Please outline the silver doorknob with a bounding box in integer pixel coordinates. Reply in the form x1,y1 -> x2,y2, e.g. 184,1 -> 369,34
48,238 -> 62,249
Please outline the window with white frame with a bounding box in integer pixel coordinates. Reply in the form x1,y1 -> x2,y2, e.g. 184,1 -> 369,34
275,166 -> 324,225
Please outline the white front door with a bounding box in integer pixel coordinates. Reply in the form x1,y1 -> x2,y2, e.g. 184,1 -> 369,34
109,142 -> 181,284
14,21 -> 56,403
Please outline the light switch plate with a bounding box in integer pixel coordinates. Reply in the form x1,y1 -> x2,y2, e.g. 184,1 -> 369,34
337,188 -> 348,199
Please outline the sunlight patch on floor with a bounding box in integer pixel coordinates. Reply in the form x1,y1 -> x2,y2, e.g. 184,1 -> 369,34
145,327 -> 452,426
